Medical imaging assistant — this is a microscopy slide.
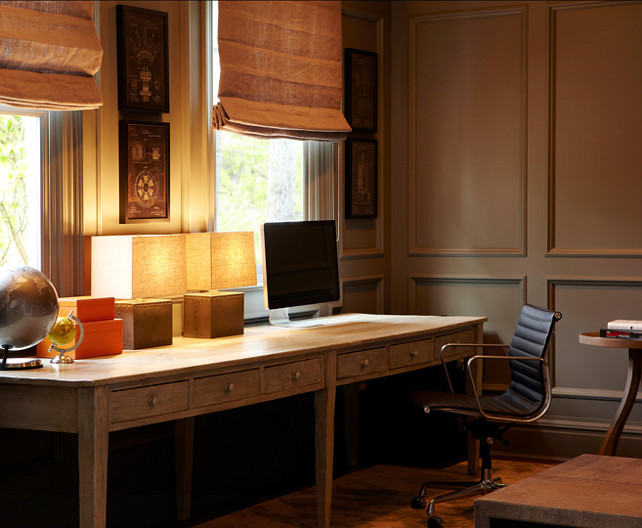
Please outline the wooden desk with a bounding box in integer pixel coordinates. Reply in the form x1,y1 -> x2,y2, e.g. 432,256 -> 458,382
0,313 -> 485,528
579,332 -> 642,455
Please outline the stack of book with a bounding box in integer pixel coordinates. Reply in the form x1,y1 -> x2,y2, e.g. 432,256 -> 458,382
600,320 -> 642,340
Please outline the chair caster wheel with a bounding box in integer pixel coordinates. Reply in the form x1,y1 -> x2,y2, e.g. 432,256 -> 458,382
411,496 -> 426,509
427,515 -> 444,528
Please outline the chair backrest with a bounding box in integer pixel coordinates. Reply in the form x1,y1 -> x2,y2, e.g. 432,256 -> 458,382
503,304 -> 562,413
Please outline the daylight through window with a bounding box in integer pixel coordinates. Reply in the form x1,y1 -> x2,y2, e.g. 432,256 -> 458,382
0,113 -> 41,269
212,1 -> 304,267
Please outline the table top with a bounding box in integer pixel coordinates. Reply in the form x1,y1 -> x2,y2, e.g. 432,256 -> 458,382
0,313 -> 486,388
579,332 -> 642,350
476,454 -> 642,523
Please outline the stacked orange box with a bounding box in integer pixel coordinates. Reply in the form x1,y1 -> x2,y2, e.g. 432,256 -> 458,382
37,296 -> 123,360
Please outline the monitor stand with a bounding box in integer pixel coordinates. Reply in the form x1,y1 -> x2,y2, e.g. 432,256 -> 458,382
268,308 -> 323,328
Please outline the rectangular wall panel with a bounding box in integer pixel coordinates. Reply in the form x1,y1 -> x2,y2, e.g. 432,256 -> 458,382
409,8 -> 526,255
550,2 -> 642,255
410,275 -> 525,387
549,278 -> 642,392
341,276 -> 384,314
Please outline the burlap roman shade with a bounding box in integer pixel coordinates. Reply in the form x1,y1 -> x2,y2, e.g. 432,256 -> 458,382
213,0 -> 351,141
0,0 -> 103,110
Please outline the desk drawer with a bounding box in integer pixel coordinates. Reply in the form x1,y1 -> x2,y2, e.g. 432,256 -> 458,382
111,381 -> 189,423
192,369 -> 260,408
389,338 -> 432,369
264,358 -> 322,394
435,328 -> 476,361
337,347 -> 386,379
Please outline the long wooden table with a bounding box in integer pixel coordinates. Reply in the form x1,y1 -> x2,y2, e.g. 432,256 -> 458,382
0,313 -> 486,528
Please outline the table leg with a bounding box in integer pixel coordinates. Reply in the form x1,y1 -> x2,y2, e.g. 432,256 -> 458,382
599,349 -> 642,456
77,386 -> 110,528
314,385 -> 336,528
175,417 -> 195,520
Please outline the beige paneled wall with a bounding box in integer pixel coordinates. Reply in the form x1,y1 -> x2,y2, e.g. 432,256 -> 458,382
391,0 -> 642,458
340,2 -> 390,314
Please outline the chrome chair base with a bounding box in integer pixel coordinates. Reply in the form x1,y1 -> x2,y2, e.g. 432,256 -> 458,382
412,468 -> 506,527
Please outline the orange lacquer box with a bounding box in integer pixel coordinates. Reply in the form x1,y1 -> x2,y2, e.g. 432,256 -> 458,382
58,296 -> 115,322
37,319 -> 123,360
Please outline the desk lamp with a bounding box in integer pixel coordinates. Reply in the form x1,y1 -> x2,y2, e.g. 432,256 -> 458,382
183,232 -> 256,338
91,234 -> 187,299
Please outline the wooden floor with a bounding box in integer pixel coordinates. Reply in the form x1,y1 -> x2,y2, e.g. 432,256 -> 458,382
194,458 -> 556,528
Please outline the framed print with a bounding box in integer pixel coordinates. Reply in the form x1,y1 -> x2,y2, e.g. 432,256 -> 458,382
119,121 -> 170,223
346,139 -> 377,219
344,49 -> 378,132
117,5 -> 169,113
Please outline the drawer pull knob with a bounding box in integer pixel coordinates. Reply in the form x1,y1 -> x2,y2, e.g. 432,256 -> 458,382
224,382 -> 235,393
292,371 -> 302,381
410,349 -> 418,358
148,395 -> 158,407
361,358 -> 370,368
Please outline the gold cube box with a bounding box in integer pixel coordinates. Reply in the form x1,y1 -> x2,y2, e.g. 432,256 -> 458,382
115,299 -> 173,349
183,292 -> 244,338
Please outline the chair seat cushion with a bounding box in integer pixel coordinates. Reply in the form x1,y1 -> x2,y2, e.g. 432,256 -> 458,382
408,389 -> 542,419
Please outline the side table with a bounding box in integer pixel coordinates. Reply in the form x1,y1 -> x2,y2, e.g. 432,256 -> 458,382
579,332 -> 642,455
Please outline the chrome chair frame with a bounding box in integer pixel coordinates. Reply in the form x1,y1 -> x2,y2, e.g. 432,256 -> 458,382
411,307 -> 562,528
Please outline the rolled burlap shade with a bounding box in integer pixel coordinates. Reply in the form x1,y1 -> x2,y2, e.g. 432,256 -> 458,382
0,0 -> 103,110
213,0 -> 351,141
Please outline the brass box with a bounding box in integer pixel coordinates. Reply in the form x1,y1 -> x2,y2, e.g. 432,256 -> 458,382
115,299 -> 173,349
183,292 -> 244,338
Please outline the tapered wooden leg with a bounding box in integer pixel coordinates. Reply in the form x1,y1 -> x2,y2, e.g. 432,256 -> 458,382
599,350 -> 642,456
175,417 -> 195,520
314,385 -> 336,528
77,386 -> 109,528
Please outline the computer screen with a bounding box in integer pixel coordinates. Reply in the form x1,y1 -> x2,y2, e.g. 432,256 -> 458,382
261,220 -> 340,318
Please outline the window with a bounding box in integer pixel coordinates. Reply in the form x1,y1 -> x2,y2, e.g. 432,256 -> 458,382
215,131 -> 305,260
212,0 -> 304,264
210,1 -> 338,318
0,112 -> 41,268
212,2 -> 332,269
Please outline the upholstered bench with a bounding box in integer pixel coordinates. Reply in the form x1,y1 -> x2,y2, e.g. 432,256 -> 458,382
475,454 -> 642,527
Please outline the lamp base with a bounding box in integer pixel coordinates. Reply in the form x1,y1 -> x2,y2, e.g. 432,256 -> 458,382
183,291 -> 244,338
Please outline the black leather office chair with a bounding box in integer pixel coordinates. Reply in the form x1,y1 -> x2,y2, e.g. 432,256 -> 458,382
409,304 -> 562,528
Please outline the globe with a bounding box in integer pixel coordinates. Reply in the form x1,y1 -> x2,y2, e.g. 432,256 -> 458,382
0,266 -> 59,351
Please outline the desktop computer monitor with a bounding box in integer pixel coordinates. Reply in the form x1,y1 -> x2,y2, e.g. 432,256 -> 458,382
261,220 -> 340,326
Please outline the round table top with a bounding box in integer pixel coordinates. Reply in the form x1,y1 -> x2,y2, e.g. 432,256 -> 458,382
579,332 -> 642,350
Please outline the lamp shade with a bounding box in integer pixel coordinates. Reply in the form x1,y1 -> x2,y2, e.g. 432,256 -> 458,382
186,232 -> 256,292
91,235 -> 186,299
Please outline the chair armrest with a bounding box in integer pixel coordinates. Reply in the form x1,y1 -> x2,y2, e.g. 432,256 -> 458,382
439,343 -> 509,393
465,355 -> 552,424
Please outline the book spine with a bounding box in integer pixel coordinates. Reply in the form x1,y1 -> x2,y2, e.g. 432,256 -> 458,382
600,329 -> 642,340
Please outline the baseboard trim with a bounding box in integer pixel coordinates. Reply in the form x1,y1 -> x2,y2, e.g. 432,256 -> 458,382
493,418 -> 642,460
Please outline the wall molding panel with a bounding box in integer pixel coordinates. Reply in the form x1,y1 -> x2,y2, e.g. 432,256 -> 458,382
547,1 -> 642,256
341,274 -> 385,314
547,276 -> 642,395
341,7 -> 385,260
408,7 -> 527,257
408,274 -> 526,317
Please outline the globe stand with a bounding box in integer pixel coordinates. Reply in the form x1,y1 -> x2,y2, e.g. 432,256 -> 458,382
0,344 -> 43,370
49,312 -> 84,364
